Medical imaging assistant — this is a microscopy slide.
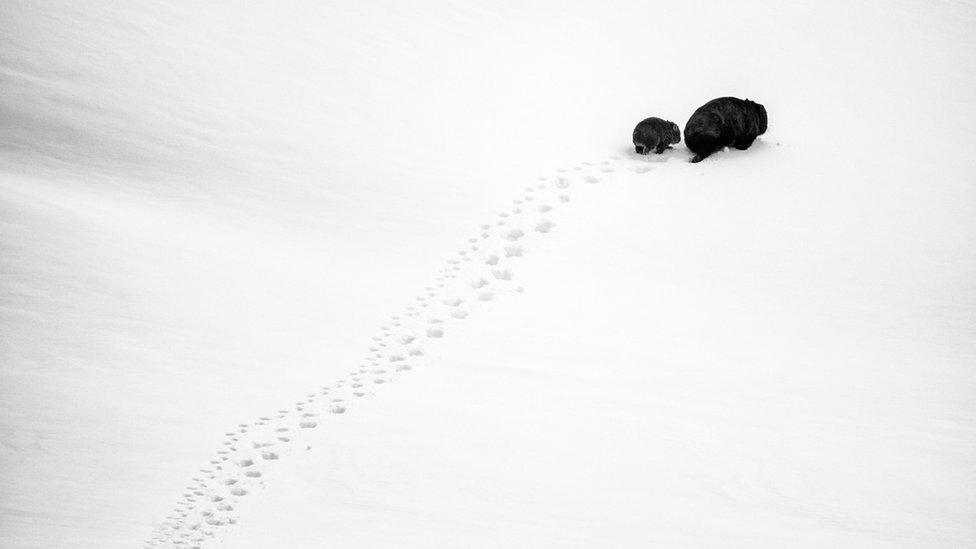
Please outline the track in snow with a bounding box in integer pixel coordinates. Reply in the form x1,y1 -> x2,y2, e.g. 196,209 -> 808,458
144,149 -> 685,548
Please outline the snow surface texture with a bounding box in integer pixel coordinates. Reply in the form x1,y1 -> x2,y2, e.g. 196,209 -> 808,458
2,1 -> 975,548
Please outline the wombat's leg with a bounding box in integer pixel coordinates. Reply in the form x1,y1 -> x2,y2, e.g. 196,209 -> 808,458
655,143 -> 670,154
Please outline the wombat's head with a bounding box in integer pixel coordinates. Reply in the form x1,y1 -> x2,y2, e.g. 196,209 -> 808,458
632,125 -> 652,154
746,99 -> 768,135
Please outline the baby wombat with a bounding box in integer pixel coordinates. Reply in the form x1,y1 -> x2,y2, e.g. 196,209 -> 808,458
632,117 -> 681,155
684,97 -> 767,163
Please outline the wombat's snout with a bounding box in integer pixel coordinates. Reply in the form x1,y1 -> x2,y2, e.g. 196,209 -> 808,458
635,144 -> 646,154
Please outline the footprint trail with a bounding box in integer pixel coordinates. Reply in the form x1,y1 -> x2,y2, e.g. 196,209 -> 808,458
145,153 -> 653,548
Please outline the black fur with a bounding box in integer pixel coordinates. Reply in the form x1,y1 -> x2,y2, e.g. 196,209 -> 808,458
632,117 -> 681,155
684,97 -> 767,163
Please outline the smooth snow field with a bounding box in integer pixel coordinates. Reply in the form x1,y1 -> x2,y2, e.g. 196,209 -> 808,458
2,1 -> 975,548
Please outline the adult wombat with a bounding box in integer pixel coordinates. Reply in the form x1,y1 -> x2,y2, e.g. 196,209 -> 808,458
684,97 -> 767,162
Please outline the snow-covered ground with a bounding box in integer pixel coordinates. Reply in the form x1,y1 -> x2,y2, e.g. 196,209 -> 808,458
1,1 -> 974,547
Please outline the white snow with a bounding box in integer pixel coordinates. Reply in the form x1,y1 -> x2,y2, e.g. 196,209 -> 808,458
1,1 -> 975,548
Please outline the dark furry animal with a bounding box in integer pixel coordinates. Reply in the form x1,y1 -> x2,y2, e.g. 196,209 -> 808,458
684,97 -> 767,163
632,117 -> 681,155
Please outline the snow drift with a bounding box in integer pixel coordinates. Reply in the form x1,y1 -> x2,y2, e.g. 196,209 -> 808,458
1,1 -> 974,548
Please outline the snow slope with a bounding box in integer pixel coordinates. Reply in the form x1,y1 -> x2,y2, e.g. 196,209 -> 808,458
1,1 -> 974,548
